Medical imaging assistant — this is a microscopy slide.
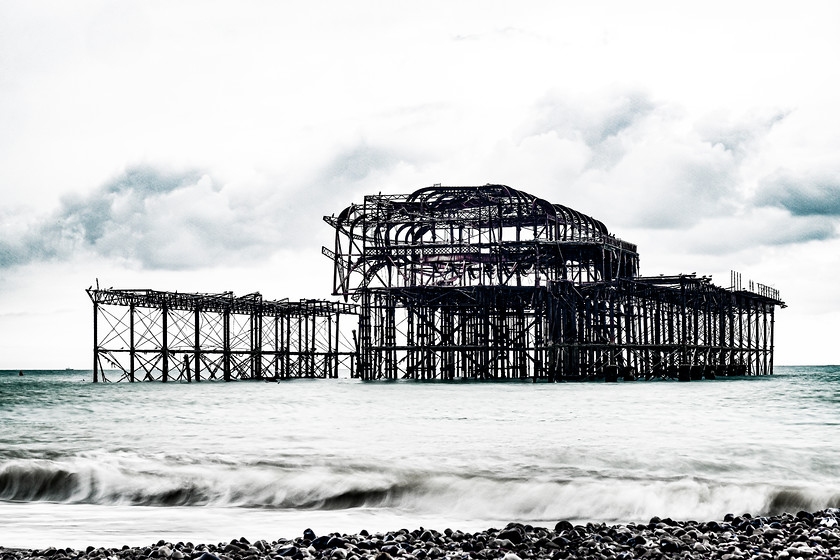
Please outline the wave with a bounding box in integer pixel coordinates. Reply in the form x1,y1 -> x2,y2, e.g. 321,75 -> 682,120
1,456 -> 839,523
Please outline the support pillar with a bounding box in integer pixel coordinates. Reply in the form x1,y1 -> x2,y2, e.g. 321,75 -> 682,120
93,300 -> 99,383
162,302 -> 169,382
223,307 -> 231,382
129,303 -> 136,383
194,306 -> 201,382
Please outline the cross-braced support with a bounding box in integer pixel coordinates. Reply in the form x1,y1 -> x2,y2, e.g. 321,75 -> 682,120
87,289 -> 356,382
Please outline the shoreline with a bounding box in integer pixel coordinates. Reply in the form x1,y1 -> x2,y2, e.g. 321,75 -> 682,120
2,509 -> 838,560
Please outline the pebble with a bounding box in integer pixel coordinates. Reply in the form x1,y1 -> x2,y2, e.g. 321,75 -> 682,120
3,509 -> 840,560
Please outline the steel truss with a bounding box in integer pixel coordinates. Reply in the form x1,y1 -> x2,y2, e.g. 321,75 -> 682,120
324,185 -> 785,381
323,184 -> 639,295
87,288 -> 356,382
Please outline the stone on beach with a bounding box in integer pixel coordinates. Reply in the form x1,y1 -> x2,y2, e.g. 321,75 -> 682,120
2,508 -> 840,560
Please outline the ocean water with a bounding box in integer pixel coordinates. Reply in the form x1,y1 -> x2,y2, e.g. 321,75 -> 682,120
1,366 -> 838,549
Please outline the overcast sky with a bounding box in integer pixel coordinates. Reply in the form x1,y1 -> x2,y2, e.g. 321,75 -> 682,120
2,1 -> 839,368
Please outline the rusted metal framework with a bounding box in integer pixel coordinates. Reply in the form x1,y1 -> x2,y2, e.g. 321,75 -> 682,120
323,184 -> 639,292
324,184 -> 785,381
87,288 -> 356,382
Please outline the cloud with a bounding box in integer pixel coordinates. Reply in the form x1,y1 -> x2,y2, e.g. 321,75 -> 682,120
0,142 -> 416,271
755,168 -> 840,216
522,93 -> 805,233
525,89 -> 656,152
694,109 -> 789,157
320,143 -> 402,184
680,210 -> 836,255
549,104 -> 740,230
592,134 -> 739,229
59,166 -> 203,247
0,165 -> 284,270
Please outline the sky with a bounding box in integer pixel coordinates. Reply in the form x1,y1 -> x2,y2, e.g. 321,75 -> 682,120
1,0 -> 839,368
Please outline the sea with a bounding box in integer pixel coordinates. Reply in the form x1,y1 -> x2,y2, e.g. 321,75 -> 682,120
1,366 -> 838,549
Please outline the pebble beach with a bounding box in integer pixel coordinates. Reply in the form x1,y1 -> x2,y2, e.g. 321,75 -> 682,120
3,509 -> 839,560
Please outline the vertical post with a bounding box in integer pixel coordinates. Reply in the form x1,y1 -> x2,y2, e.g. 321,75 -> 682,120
534,298 -> 542,382
624,291 -> 632,375
462,308 -> 471,380
585,298 -> 593,377
311,309 -> 317,377
429,305 -> 438,379
274,315 -> 279,379
162,301 -> 169,382
762,303 -> 769,375
737,295 -> 744,374
407,306 -> 415,378
608,292 -> 616,370
93,299 -> 99,383
223,306 -> 231,382
350,327 -> 357,379
194,306 -> 201,382
299,315 -> 305,376
747,300 -> 754,374
641,290 -> 650,377
679,278 -> 687,367
250,311 -> 255,379
373,296 -> 382,379
729,294 -> 735,371
129,303 -> 135,383
769,306 -> 775,375
359,291 -> 370,380
253,307 -> 263,380
285,314 -> 291,378
653,296 -> 661,376
717,295 -> 724,368
334,312 -> 340,379
692,298 -> 699,364
327,314 -> 333,379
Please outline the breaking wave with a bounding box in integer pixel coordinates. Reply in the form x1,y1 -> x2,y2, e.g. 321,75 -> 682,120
2,455 -> 838,523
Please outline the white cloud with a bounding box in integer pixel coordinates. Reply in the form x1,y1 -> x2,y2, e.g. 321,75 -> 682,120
756,168 -> 840,217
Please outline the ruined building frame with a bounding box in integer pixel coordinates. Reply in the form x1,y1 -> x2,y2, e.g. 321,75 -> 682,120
88,183 -> 784,382
323,184 -> 784,381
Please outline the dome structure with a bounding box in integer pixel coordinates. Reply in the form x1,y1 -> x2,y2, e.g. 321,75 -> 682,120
324,184 -> 639,297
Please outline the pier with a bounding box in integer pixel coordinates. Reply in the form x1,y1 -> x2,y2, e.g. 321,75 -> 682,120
88,184 -> 784,382
87,288 -> 356,382
322,185 -> 785,380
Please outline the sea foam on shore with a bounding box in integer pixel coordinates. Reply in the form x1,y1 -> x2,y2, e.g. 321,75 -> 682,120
3,509 -> 838,560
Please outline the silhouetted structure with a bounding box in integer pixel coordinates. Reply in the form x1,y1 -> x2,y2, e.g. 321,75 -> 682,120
87,288 -> 355,382
323,184 -> 784,380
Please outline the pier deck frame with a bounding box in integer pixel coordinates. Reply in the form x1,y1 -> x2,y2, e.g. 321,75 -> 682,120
87,288 -> 356,382
324,185 -> 785,380
355,278 -> 778,380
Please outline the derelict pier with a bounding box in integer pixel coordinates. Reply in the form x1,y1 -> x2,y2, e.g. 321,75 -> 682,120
87,288 -> 355,382
89,184 -> 785,382
322,185 -> 785,381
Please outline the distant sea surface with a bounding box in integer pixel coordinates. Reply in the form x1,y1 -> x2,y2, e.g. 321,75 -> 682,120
1,366 -> 838,548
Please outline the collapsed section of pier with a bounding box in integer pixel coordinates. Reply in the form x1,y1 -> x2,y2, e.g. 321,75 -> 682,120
87,288 -> 355,382
322,184 -> 785,380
